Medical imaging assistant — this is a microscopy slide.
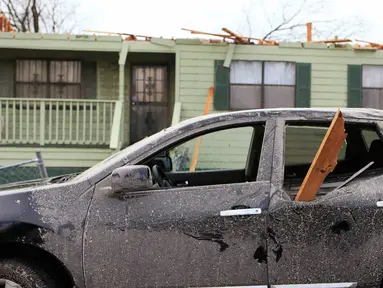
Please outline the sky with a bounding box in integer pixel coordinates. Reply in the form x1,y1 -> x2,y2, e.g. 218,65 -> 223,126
74,0 -> 382,43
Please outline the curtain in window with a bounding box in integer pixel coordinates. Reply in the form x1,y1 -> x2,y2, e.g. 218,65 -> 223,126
363,65 -> 383,88
230,61 -> 262,84
362,65 -> 383,109
15,60 -> 82,99
264,62 -> 296,85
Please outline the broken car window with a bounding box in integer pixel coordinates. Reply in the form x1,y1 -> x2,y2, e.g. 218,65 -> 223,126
144,124 -> 266,188
283,122 -> 383,200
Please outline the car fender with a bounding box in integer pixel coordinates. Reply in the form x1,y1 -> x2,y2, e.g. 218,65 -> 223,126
0,181 -> 94,288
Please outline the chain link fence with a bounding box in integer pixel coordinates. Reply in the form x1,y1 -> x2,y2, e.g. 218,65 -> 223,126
0,150 -> 48,185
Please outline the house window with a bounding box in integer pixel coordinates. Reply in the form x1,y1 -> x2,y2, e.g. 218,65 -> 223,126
362,65 -> 383,109
229,61 -> 296,110
15,60 -> 81,99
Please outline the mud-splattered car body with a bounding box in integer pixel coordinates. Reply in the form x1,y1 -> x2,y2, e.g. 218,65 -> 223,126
1,108 -> 383,288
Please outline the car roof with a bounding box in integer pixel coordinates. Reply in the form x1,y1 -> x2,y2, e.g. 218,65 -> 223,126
178,108 -> 383,127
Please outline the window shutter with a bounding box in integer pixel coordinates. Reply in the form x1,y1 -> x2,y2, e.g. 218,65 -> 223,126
214,60 -> 230,110
347,65 -> 362,107
295,63 -> 311,107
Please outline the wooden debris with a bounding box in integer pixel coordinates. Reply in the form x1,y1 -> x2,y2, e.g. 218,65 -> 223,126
355,39 -> 383,49
182,27 -> 279,45
181,28 -> 234,41
189,87 -> 214,172
222,27 -> 249,43
83,30 -> 173,42
295,109 -> 347,202
310,38 -> 352,44
306,23 -> 312,42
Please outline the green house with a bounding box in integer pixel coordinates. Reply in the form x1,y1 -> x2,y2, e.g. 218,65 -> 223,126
0,32 -> 382,178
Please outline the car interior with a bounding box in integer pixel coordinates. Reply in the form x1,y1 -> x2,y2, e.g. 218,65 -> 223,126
142,123 -> 266,189
283,122 -> 383,199
141,120 -> 383,201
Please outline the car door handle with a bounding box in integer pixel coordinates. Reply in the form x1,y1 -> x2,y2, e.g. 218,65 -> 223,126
174,180 -> 189,187
220,208 -> 262,217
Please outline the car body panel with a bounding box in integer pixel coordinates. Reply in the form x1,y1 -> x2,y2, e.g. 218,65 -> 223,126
0,180 -> 93,287
84,176 -> 270,287
1,108 -> 383,288
268,175 -> 383,287
83,119 -> 280,287
268,115 -> 383,288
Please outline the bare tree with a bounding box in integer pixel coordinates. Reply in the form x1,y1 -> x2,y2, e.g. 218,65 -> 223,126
0,0 -> 79,33
239,0 -> 367,41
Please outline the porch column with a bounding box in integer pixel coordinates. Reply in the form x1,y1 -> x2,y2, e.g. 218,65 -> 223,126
118,42 -> 129,148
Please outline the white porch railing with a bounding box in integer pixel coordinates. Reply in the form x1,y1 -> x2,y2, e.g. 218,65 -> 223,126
0,98 -> 121,148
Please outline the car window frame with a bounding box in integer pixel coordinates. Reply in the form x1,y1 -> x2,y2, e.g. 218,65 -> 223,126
165,125 -> 257,173
271,118 -> 383,198
134,119 -> 277,186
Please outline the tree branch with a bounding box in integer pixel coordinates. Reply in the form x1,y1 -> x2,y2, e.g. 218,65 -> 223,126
262,0 -> 307,40
31,0 -> 39,32
20,0 -> 31,30
5,0 -> 24,31
243,0 -> 364,42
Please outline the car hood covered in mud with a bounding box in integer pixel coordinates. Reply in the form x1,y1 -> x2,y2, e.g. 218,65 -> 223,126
0,173 -> 80,192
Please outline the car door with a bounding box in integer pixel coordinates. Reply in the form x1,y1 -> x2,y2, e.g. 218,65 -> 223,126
83,120 -> 275,288
267,118 -> 383,287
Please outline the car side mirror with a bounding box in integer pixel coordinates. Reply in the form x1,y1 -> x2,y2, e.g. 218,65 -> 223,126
111,165 -> 153,193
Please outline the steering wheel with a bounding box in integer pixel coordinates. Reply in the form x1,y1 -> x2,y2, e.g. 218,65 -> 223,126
152,165 -> 172,188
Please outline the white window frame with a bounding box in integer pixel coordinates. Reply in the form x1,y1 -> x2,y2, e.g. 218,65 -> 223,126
362,65 -> 383,109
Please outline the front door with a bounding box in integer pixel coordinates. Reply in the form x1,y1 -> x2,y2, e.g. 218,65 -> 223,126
84,122 -> 275,287
130,65 -> 168,144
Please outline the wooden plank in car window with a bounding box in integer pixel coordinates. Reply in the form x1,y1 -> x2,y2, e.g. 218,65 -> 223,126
295,108 -> 347,201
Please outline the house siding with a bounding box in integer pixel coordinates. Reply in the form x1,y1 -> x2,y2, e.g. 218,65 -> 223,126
98,60 -> 119,101
176,44 -> 383,169
0,60 -> 14,98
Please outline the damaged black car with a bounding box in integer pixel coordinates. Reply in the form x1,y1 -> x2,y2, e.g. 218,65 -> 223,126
1,108 -> 383,288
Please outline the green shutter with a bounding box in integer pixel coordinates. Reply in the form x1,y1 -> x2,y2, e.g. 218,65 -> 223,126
347,65 -> 362,107
214,60 -> 230,110
295,63 -> 311,107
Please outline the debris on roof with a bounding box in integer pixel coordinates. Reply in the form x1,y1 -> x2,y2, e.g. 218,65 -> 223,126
0,22 -> 381,52
83,30 -> 175,42
305,23 -> 352,44
182,27 -> 278,45
354,39 -> 383,50
182,25 -> 354,47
